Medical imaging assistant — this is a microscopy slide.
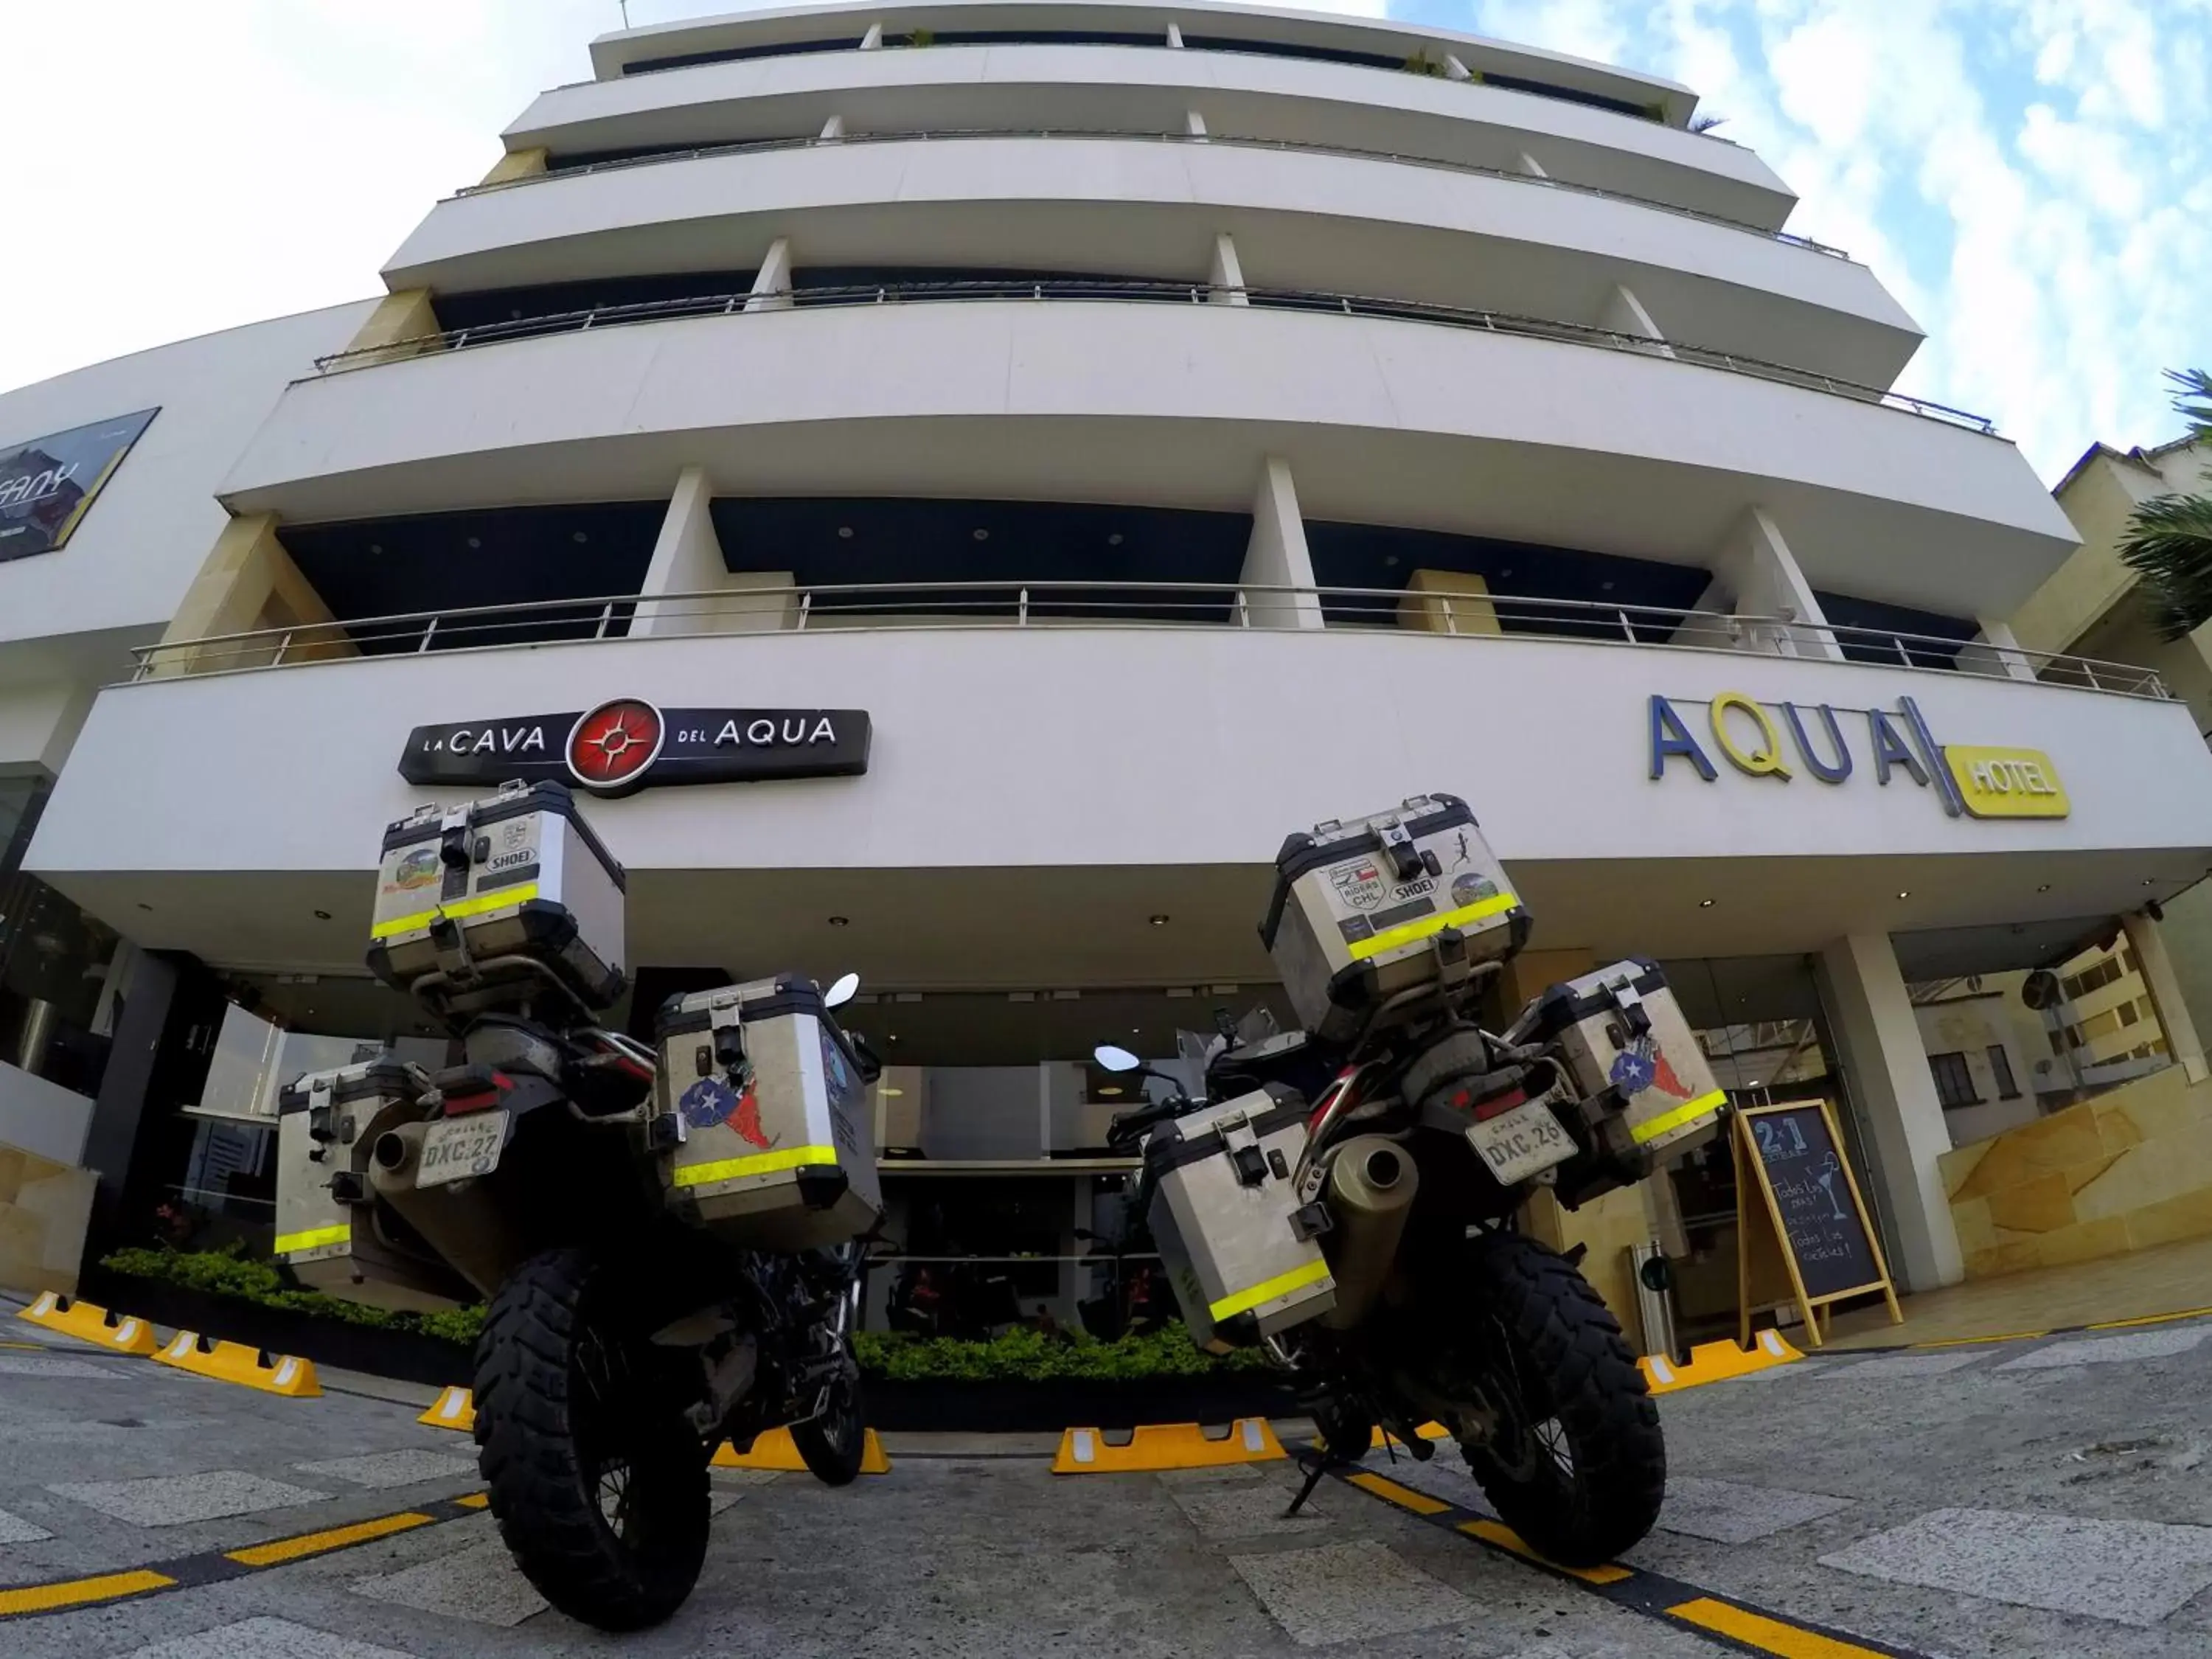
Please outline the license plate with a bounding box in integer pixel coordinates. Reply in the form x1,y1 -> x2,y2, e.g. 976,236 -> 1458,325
1465,1101 -> 1574,1185
417,1111 -> 509,1189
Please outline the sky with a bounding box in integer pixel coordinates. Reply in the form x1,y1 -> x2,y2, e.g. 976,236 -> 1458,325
1,0 -> 2206,484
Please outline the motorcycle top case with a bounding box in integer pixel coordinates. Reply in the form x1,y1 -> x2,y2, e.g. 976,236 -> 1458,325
1520,958 -> 1727,1166
274,1057 -> 464,1313
366,780 -> 627,1011
657,975 -> 882,1249
1260,793 -> 1527,1040
1144,1085 -> 1335,1352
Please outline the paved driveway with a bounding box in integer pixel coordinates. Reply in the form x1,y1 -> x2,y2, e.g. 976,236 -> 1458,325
7,1304 -> 2212,1657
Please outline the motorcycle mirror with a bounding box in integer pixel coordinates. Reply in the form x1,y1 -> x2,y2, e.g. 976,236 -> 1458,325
1093,1043 -> 1142,1073
824,972 -> 861,1009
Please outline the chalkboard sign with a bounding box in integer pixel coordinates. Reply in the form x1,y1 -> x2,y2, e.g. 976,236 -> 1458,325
1733,1100 -> 1899,1347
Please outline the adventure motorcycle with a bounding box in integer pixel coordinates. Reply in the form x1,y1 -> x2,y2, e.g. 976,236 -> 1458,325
1092,793 -> 1726,1566
275,781 -> 883,1630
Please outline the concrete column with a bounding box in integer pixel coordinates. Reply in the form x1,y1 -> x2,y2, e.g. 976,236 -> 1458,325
1815,933 -> 1964,1292
155,514 -> 357,675
1165,22 -> 1183,46
1208,232 -> 1248,305
1517,150 -> 1548,178
1706,507 -> 1845,662
633,467 -> 727,636
860,22 -> 884,48
2123,911 -> 2210,1083
1185,110 -> 1208,138
745,237 -> 793,313
1598,283 -> 1674,360
338,290 -> 442,367
1956,618 -> 2039,684
1239,457 -> 1324,630
818,114 -> 846,141
479,147 -> 548,187
1443,54 -> 1473,82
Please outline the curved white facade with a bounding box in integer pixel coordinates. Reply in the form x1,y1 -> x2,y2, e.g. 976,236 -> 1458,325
7,0 -> 2211,1292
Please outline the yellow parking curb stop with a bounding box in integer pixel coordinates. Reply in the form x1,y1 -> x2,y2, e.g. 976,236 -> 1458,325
1639,1329 -> 1801,1396
1052,1416 -> 1287,1474
713,1425 -> 891,1473
152,1330 -> 321,1397
420,1385 -> 476,1431
17,1293 -> 158,1356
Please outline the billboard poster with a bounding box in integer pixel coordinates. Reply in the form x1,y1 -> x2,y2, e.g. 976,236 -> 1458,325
0,407 -> 159,563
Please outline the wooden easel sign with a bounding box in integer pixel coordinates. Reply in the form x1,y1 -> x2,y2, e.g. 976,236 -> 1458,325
1734,1099 -> 1902,1349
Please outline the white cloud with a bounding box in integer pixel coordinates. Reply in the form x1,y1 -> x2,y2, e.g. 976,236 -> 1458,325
4,0 -> 2205,490
1453,0 -> 2212,481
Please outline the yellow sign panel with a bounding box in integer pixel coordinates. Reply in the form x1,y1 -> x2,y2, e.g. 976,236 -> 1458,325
1945,745 -> 2068,818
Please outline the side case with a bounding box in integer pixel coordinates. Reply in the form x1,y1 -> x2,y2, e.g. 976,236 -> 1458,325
1524,958 -> 1728,1166
658,977 -> 882,1249
274,1060 -> 468,1312
1144,1086 -> 1335,1353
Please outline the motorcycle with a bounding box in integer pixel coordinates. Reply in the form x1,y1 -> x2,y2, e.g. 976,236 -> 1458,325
1093,1020 -> 1664,1565
275,782 -> 884,1630
1087,795 -> 1721,1568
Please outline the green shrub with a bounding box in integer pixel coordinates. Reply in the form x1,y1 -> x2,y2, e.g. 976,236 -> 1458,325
853,1325 -> 1273,1382
105,1248 -> 1271,1382
100,1244 -> 486,1347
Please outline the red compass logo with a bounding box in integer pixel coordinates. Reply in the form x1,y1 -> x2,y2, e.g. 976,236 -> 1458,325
566,698 -> 666,793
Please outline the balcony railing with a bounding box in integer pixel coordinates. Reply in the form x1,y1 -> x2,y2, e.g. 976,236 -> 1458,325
315,277 -> 1994,434
125,581 -> 2169,699
456,126 -> 1846,258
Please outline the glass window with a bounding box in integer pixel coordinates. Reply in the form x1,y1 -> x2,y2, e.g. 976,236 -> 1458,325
1987,1044 -> 2019,1100
2120,1001 -> 2141,1027
1928,1051 -> 1980,1107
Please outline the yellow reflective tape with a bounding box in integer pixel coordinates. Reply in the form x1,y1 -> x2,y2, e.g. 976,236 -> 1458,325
1349,1472 -> 1453,1515
275,1222 -> 352,1254
1667,1596 -> 1891,1658
227,1510 -> 434,1567
1207,1256 -> 1332,1322
1628,1090 -> 1728,1146
1461,1518 -> 1635,1584
370,883 -> 540,940
672,1144 -> 841,1189
1344,892 -> 1519,962
0,1568 -> 175,1616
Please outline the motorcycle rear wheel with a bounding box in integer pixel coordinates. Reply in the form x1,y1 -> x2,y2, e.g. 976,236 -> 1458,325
1447,1232 -> 1664,1567
474,1248 -> 710,1631
790,1362 -> 868,1486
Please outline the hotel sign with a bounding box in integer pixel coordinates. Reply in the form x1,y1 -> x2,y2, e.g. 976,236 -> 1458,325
0,407 -> 159,563
400,698 -> 871,797
1648,692 -> 2067,820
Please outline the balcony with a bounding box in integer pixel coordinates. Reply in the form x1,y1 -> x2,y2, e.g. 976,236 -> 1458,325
386,134 -> 1904,381
220,284 -> 2069,619
509,41 -> 1788,227
32,577 -> 2212,990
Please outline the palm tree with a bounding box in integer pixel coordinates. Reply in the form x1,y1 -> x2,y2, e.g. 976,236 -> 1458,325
2118,368 -> 2212,639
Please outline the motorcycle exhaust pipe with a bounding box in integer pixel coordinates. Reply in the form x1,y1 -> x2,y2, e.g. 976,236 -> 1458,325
1319,1134 -> 1419,1330
368,1121 -> 526,1300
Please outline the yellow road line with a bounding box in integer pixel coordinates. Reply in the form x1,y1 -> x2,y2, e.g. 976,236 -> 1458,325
1345,1472 -> 1453,1515
226,1510 -> 434,1566
454,1492 -> 490,1509
1458,1520 -> 1633,1585
2087,1306 -> 2212,1331
1669,1596 -> 1894,1657
0,1569 -> 175,1616
1908,1330 -> 2047,1349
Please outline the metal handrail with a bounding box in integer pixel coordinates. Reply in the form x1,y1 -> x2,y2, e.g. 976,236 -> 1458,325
455,125 -> 1846,258
582,36 -> 1678,131
314,278 -> 1994,434
123,580 -> 2169,699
